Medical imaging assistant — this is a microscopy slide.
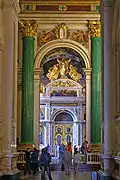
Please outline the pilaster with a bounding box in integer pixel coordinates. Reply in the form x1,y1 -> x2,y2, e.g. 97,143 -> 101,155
34,68 -> 40,147
84,68 -> 92,145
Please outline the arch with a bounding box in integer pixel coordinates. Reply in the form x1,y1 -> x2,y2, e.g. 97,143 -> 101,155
51,109 -> 77,123
34,39 -> 90,69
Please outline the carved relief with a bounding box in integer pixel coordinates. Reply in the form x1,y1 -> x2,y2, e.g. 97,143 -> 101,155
54,23 -> 69,39
19,20 -> 38,37
69,30 -> 89,48
37,30 -> 55,46
88,21 -> 101,37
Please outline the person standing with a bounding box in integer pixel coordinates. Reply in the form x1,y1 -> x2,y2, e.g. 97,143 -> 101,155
25,148 -> 31,175
73,151 -> 81,173
59,143 -> 65,170
63,147 -> 72,175
39,147 -> 53,180
67,142 -> 72,154
31,148 -> 39,175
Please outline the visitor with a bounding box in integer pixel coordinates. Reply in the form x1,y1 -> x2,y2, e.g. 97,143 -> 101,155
31,148 -> 39,175
55,144 -> 59,158
81,141 -> 88,154
39,147 -> 53,180
25,148 -> 31,175
59,143 -> 65,170
47,144 -> 51,153
73,151 -> 81,173
63,147 -> 72,175
67,142 -> 72,154
74,145 -> 77,154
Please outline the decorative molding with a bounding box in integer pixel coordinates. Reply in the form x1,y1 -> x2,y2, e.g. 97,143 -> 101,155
19,0 -> 100,5
34,39 -> 90,69
83,68 -> 92,76
88,20 -> 101,37
19,20 -> 38,37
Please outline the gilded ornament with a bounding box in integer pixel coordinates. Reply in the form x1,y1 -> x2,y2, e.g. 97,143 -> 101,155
40,83 -> 45,93
69,30 -> 89,48
37,30 -> 55,46
88,21 -> 101,37
54,23 -> 68,39
69,64 -> 82,81
46,58 -> 82,82
19,20 -> 38,37
58,5 -> 67,11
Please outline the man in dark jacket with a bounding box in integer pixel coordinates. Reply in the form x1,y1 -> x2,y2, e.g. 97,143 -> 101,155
31,148 -> 39,175
25,148 -> 31,175
39,147 -> 53,180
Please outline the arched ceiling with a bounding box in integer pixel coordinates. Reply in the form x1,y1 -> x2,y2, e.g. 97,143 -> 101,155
42,47 -> 85,76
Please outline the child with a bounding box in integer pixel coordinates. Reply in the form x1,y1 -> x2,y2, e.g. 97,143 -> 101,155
73,151 -> 81,173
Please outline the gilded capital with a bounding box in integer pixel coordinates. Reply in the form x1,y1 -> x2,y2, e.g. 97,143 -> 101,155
88,21 -> 101,38
19,20 -> 38,37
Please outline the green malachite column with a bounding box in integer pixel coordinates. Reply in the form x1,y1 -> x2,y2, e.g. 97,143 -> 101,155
88,21 -> 102,146
20,20 -> 38,144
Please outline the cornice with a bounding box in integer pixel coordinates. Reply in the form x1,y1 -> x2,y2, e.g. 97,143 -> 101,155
19,0 -> 100,5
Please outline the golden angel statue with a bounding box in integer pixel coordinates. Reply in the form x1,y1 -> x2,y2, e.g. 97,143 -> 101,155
57,58 -> 70,77
46,58 -> 82,82
69,64 -> 82,82
46,64 -> 59,80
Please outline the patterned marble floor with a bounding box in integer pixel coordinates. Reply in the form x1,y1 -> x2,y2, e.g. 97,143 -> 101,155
20,171 -> 98,180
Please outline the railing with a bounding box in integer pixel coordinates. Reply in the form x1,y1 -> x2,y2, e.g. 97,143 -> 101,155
17,151 -> 100,165
86,153 -> 100,164
17,151 -> 26,165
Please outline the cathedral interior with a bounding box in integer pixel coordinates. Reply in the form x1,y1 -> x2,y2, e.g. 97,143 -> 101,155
0,0 -> 120,180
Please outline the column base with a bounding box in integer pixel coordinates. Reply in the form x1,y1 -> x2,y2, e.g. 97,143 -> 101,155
1,171 -> 20,180
90,143 -> 101,152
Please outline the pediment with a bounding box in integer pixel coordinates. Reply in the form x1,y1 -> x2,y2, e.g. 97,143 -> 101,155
46,78 -> 83,89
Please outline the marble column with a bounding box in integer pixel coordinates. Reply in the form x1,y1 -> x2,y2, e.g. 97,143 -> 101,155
0,2 -> 4,154
0,0 -> 20,178
84,69 -> 91,144
34,69 -> 40,146
19,20 -> 38,144
88,21 -> 102,150
103,0 -> 114,177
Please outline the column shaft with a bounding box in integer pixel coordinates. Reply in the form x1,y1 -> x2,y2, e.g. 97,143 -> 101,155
34,73 -> 40,146
21,36 -> 34,144
91,37 -> 102,144
86,72 -> 91,144
103,0 -> 114,176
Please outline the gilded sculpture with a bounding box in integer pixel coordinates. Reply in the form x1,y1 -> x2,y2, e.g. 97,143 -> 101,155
46,58 -> 82,82
69,30 -> 89,48
37,30 -> 55,46
19,20 -> 38,37
54,23 -> 68,39
88,21 -> 101,37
